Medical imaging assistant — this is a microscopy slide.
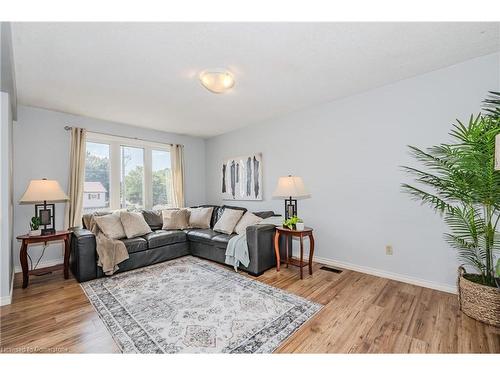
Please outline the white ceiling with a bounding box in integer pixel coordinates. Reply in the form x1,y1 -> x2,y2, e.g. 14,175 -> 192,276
11,22 -> 500,138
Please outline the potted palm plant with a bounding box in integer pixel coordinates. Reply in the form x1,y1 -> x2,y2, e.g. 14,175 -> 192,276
402,91 -> 500,327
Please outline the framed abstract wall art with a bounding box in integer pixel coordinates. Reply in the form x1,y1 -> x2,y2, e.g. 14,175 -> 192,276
221,153 -> 262,200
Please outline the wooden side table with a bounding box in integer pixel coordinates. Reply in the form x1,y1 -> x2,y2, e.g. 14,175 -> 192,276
16,230 -> 72,288
273,226 -> 315,279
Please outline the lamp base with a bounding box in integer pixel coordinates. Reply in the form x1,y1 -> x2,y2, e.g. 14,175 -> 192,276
35,202 -> 56,236
284,197 -> 297,220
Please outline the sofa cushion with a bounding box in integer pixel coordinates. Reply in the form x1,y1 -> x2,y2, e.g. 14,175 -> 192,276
162,209 -> 190,230
120,211 -> 152,238
141,210 -> 163,230
194,205 -> 220,227
253,211 -> 275,219
142,230 -> 187,248
212,233 -> 238,248
122,237 -> 148,254
186,228 -> 220,243
222,204 -> 247,212
219,205 -> 247,222
234,211 -> 263,235
187,207 -> 214,229
214,208 -> 245,234
82,211 -> 113,229
94,212 -> 126,240
208,205 -> 246,227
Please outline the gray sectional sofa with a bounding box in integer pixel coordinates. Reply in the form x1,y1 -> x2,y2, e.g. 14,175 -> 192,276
70,205 -> 283,282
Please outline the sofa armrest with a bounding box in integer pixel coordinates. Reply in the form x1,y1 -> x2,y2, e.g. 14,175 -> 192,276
245,224 -> 280,275
70,228 -> 98,282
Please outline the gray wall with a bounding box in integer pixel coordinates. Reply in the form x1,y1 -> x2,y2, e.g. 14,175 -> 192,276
12,105 -> 206,270
205,53 -> 500,291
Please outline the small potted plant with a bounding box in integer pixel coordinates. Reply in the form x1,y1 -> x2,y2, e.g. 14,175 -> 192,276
283,216 -> 304,230
295,218 -> 305,231
29,216 -> 41,236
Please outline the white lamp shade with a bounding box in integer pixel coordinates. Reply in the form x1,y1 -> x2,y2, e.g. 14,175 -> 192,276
272,176 -> 310,198
19,179 -> 69,204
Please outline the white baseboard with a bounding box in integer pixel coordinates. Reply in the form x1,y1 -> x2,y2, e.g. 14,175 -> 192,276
0,258 -> 65,306
0,271 -> 15,306
14,257 -> 64,273
313,255 -> 457,294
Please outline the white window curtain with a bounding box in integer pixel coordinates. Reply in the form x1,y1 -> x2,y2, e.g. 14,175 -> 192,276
171,144 -> 185,208
65,127 -> 87,228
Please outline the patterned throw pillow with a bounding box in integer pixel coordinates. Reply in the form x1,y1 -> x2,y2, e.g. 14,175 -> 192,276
213,208 -> 245,235
234,211 -> 263,235
187,207 -> 214,229
162,209 -> 190,230
120,211 -> 152,239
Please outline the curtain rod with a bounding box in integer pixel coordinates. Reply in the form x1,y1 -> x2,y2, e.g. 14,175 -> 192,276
63,126 -> 182,147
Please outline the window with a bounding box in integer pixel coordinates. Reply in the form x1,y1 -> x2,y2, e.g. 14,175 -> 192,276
83,133 -> 172,212
120,146 -> 144,210
152,150 -> 173,209
83,142 -> 110,212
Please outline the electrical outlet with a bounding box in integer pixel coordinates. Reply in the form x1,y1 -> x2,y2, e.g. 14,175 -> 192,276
385,245 -> 393,255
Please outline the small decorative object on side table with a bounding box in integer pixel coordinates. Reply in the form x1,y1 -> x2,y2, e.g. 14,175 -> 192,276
273,226 -> 315,279
29,216 -> 42,236
16,230 -> 72,288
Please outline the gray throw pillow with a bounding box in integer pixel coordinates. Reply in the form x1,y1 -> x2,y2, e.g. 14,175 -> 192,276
120,211 -> 152,239
253,211 -> 276,219
141,210 -> 163,230
213,208 -> 245,235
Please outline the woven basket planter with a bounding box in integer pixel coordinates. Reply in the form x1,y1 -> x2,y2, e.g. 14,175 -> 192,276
457,267 -> 500,327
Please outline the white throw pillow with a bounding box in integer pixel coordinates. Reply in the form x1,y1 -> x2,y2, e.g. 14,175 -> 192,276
213,208 -> 245,235
94,212 -> 127,240
162,209 -> 190,230
187,207 -> 214,229
234,211 -> 263,235
120,211 -> 152,239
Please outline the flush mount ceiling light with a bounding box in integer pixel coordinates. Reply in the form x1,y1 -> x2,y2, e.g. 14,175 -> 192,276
199,70 -> 235,94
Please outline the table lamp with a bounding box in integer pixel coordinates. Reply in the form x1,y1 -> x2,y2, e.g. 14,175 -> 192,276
272,175 -> 310,219
19,178 -> 69,235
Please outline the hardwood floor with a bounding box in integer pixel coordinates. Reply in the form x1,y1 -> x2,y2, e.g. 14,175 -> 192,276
1,258 -> 498,353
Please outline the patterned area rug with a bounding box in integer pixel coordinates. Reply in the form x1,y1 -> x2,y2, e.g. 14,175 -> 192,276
81,256 -> 322,353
